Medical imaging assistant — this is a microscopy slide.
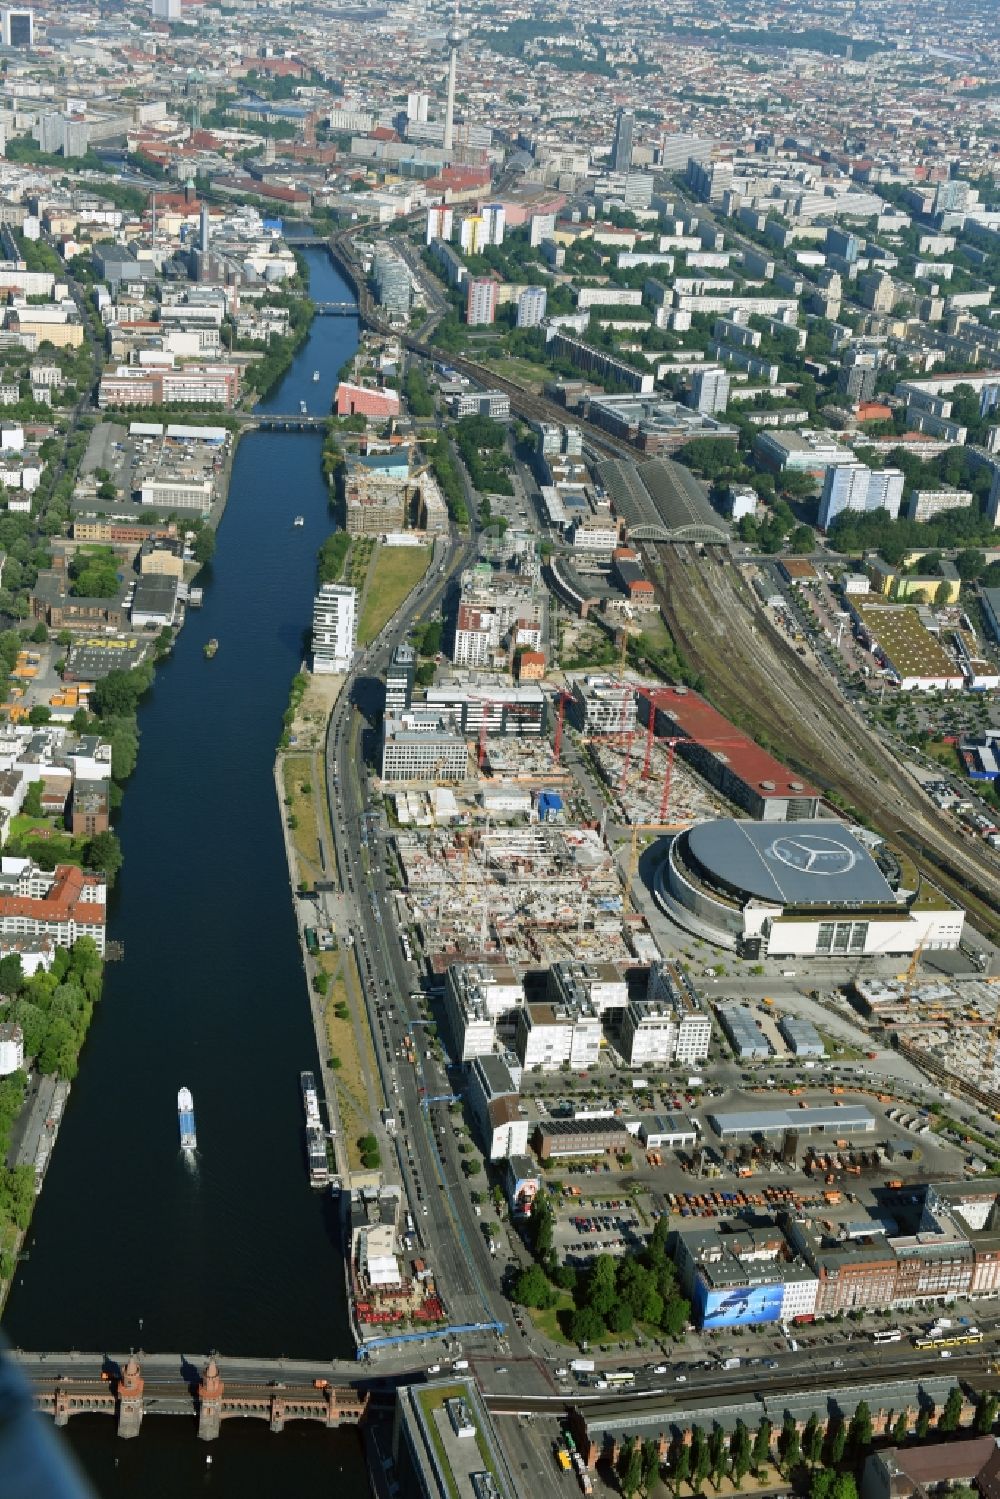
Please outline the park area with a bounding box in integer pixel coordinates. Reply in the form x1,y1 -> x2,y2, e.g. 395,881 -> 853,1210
358,545 -> 431,645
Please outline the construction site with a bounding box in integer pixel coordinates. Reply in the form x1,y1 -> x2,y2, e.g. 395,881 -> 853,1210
393,822 -> 642,970
850,973 -> 1000,1097
586,731 -> 733,828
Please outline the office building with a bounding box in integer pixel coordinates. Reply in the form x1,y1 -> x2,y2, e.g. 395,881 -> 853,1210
515,286 -> 547,328
385,643 -> 415,717
818,463 -> 904,529
372,249 -> 411,319
515,998 -> 601,1073
3,6 -> 32,42
466,278 -> 496,327
312,583 -> 357,674
467,1053 -> 529,1161
690,367 -> 731,416
443,964 -> 525,1063
838,354 -> 878,405
611,107 -> 634,173
380,711 -> 469,783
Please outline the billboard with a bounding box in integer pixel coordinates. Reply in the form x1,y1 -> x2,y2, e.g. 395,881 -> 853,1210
697,1281 -> 783,1328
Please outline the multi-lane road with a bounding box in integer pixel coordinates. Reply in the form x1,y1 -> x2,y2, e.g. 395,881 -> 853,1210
322,517 -> 554,1374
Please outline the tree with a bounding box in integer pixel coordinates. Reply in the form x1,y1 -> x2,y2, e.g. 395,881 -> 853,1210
84,829 -> 122,886
21,779 -> 43,818
849,1400 -> 873,1454
803,1413 -> 823,1467
27,705 -> 50,726
30,620 -> 47,644
512,1264 -> 553,1309
709,1424 -> 727,1489
934,580 -> 951,606
660,1295 -> 691,1338
642,1439 -> 662,1495
891,1411 -> 909,1445
193,527 -> 216,565
826,1417 -> 847,1466
690,1427 -> 710,1494
730,1421 -> 752,1486
752,1419 -> 772,1475
915,1404 -> 933,1441
779,1415 -> 801,1472
586,1253 -> 619,1318
973,1393 -> 998,1435
938,1386 -> 964,1434
672,1440 -> 691,1495
570,1305 -> 604,1347
622,1441 -> 644,1499
955,548 -> 986,581
607,1299 -> 634,1335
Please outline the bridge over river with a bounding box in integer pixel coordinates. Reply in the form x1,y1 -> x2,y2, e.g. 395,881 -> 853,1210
13,1350 -> 370,1441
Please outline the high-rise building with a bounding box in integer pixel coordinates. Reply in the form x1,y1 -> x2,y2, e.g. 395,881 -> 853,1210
459,214 -> 485,255
819,463 -> 904,529
838,352 -> 878,405
528,212 -> 556,248
406,91 -> 429,124
3,7 -> 33,44
690,367 -> 731,415
372,249 -> 411,318
199,201 -> 209,255
465,277 -> 496,326
150,0 -> 180,18
425,204 -> 453,245
515,286 -> 547,328
385,642 -> 415,716
312,584 -> 357,674
479,202 -> 505,247
611,107 -> 634,173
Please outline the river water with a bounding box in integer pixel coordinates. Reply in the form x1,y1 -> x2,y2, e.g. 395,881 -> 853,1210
3,249 -> 371,1491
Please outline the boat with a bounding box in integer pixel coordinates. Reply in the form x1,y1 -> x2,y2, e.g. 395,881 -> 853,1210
299,399 -> 308,413
203,638 -> 218,659
293,515 -> 304,527
312,370 -> 320,382
301,1071 -> 329,1187
178,1087 -> 197,1152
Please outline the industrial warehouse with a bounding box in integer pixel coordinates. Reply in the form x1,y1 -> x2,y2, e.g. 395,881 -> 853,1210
655,818 -> 965,958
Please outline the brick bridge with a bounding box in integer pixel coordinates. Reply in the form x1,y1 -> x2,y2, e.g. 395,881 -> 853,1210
27,1353 -> 369,1440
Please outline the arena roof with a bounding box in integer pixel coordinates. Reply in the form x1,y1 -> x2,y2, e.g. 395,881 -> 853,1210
685,819 -> 896,907
598,456 -> 730,544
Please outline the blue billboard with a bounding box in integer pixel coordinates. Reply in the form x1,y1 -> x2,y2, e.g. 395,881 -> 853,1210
697,1281 -> 784,1328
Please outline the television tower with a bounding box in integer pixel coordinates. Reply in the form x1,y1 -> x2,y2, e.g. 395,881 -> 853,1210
443,2 -> 461,154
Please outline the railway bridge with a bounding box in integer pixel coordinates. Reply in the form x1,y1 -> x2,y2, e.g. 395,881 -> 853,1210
22,1352 -> 368,1441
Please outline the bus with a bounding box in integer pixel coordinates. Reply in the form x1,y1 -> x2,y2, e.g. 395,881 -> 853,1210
605,1371 -> 636,1388
913,1330 -> 983,1351
872,1329 -> 902,1344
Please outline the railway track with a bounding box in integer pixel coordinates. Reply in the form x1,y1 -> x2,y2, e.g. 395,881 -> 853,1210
650,546 -> 1000,939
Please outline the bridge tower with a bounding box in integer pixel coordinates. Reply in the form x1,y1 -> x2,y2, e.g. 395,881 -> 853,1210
197,1356 -> 224,1442
270,1388 -> 287,1433
116,1356 -> 145,1439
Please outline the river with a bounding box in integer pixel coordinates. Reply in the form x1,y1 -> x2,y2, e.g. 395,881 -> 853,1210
3,249 -> 371,1491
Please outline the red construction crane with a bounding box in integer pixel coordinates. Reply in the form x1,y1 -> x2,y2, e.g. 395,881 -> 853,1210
552,689 -> 573,764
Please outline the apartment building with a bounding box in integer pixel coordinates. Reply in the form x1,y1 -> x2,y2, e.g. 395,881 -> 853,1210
380,711 -> 469,784
0,861 -> 106,956
312,584 -> 357,674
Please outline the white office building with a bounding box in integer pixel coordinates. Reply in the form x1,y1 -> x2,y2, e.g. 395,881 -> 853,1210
425,204 -> 454,244
312,583 -> 357,674
818,463 -> 904,529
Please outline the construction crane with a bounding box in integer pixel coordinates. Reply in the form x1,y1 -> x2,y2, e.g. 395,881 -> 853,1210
552,688 -> 573,764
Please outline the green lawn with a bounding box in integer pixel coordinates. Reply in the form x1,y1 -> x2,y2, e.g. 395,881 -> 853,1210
494,356 -> 556,391
527,1290 -> 575,1344
7,815 -> 86,863
358,546 -> 431,645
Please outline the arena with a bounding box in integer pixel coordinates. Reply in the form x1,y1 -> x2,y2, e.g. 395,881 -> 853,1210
654,818 -> 965,959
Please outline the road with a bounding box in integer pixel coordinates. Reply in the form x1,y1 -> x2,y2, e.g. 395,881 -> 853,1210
324,518 -> 544,1368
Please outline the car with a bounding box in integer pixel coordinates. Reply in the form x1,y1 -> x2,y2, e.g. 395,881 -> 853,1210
675,1375 -> 687,1383
651,1364 -> 668,1375
427,1364 -> 441,1374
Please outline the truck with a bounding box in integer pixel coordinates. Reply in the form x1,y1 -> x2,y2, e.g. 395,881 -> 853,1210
687,1076 -> 704,1088
722,1357 -> 741,1371
570,1358 -> 595,1373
